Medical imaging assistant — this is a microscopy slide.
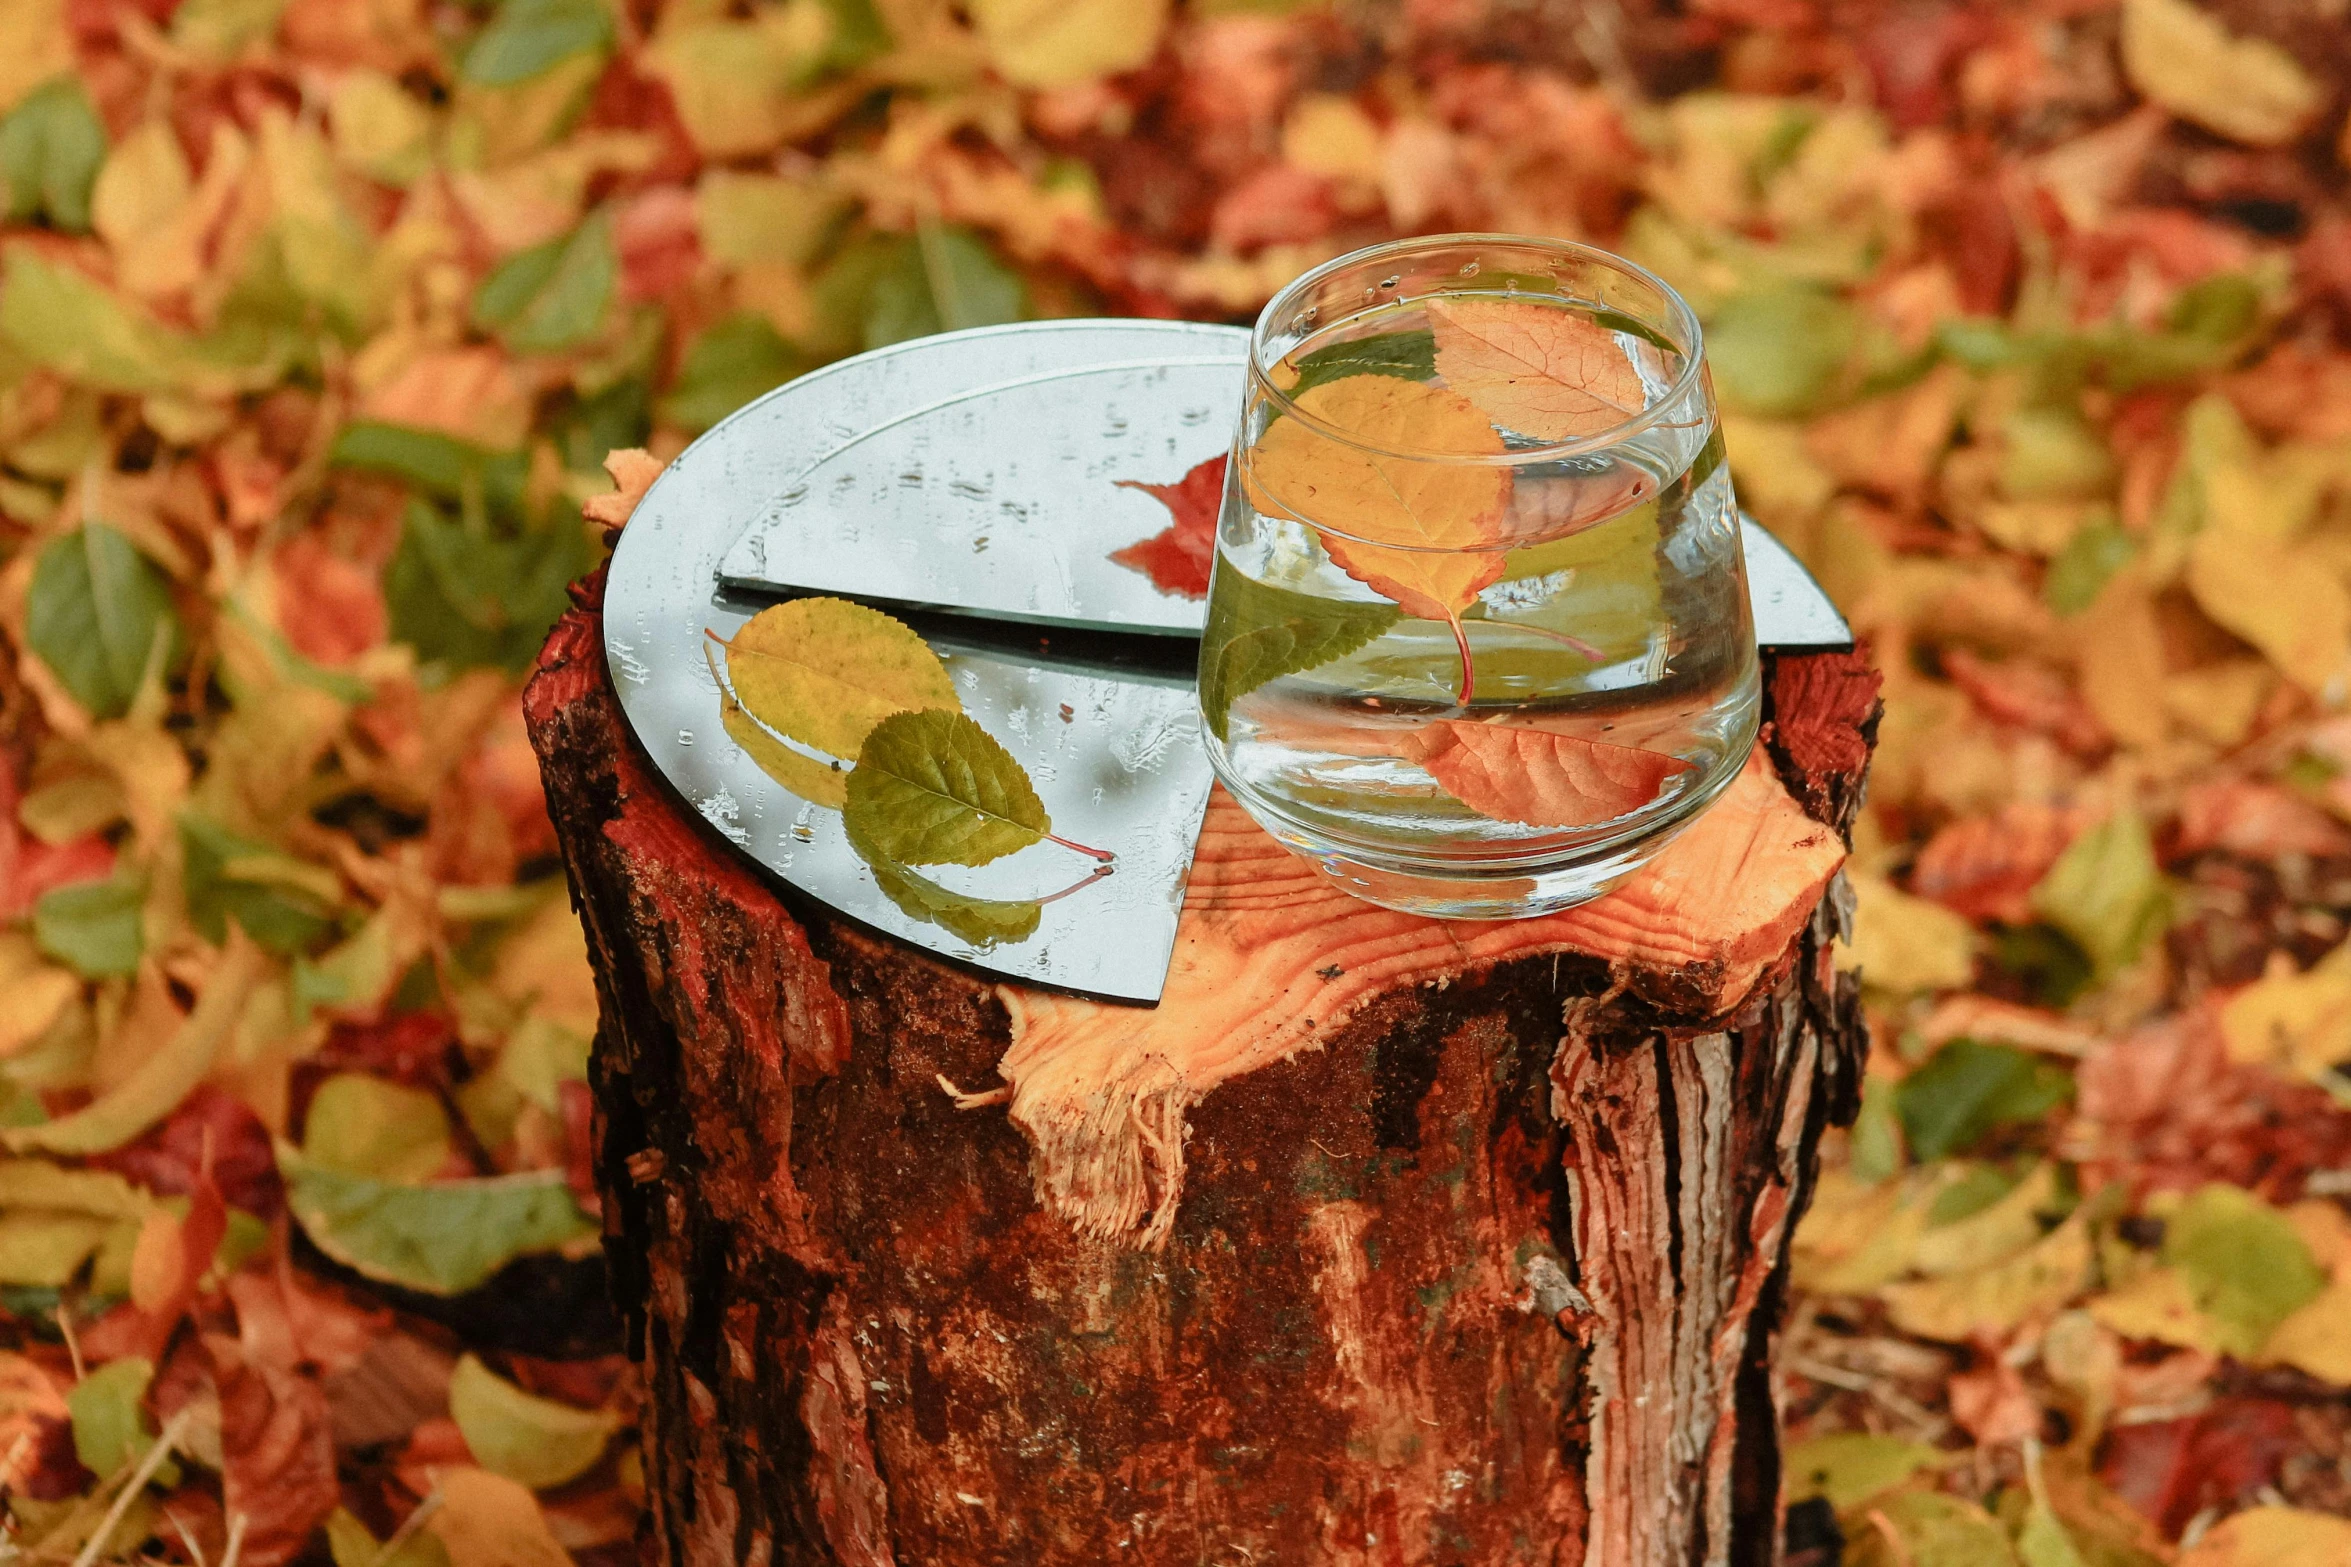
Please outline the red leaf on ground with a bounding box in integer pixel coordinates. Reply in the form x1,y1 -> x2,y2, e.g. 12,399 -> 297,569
273,535 -> 386,667
1405,721 -> 1691,827
92,1084 -> 283,1218
2097,1397 -> 2304,1538
0,832 -> 115,921
1209,164 -> 1338,252
2174,778 -> 2351,862
1940,649 -> 2108,756
4,1413 -> 90,1501
616,186 -> 702,305
228,1270 -> 389,1381
1110,453 -> 1227,599
210,1335 -> 342,1567
1910,802 -> 2086,924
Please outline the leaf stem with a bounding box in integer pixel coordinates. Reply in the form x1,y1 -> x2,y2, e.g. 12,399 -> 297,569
1038,864 -> 1116,902
1503,622 -> 1606,661
1449,616 -> 1477,707
1045,832 -> 1116,864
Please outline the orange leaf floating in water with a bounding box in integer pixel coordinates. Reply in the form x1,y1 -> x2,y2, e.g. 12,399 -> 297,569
1244,376 -> 1511,698
1426,298 -> 1651,441
1110,452 -> 1226,599
1404,720 -> 1690,827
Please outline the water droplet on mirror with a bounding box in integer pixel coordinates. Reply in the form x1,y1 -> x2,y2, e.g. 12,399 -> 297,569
1379,274 -> 1400,289
1460,260 -> 1480,276
790,824 -> 815,843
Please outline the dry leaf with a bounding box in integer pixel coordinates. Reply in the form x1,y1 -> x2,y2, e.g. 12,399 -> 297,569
2121,0 -> 2324,148
1426,298 -> 1650,442
1402,720 -> 1689,827
582,449 -> 666,530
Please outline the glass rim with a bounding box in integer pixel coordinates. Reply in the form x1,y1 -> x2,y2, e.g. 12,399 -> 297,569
1246,232 -> 1710,467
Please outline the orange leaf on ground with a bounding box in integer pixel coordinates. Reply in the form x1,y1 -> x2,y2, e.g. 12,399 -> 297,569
1244,375 -> 1511,623
357,347 -> 533,449
2176,778 -> 2351,861
273,536 -> 386,667
584,449 -> 667,530
1110,453 -> 1227,599
1427,297 -> 1650,440
1910,802 -> 2085,925
1403,720 -> 1690,827
212,1335 -> 342,1567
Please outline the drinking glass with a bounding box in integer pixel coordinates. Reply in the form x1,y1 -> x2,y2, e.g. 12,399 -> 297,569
1199,234 -> 1758,918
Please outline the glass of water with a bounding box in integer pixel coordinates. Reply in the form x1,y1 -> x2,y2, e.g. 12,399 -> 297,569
1199,234 -> 1758,918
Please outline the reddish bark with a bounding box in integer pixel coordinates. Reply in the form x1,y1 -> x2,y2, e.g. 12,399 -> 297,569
526,567 -> 1876,1565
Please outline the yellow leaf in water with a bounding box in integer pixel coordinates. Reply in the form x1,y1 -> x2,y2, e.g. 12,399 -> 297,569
1244,375 -> 1512,625
2187,527 -> 2350,695
2122,0 -> 2323,147
1427,298 -> 1650,441
2177,1507 -> 2351,1567
426,1467 -> 576,1567
970,0 -> 1169,89
1841,871 -> 1977,997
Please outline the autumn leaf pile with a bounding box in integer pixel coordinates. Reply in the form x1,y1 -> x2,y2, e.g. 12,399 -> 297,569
0,0 -> 2350,1559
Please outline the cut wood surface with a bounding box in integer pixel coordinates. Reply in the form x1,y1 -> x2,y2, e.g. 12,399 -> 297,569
526,562 -> 1879,1567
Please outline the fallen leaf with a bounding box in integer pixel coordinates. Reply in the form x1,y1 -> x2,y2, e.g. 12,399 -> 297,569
427,1466 -> 577,1567
1844,869 -> 1978,995
303,1074 -> 456,1184
2178,1507 -> 2351,1567
1844,1490 -> 2020,1567
1110,453 -> 1226,599
2121,0 -> 2323,148
2029,808 -> 2166,977
1881,1210 -> 2090,1341
843,708 -> 1050,868
1425,298 -> 1650,440
581,448 -> 663,530
1895,1040 -> 2073,1163
1782,1432 -> 1945,1510
448,1354 -> 618,1490
2160,1182 -> 2326,1356
277,1143 -> 596,1295
1401,720 -> 1690,827
970,0 -> 1169,88
721,598 -> 959,764
212,1334 -> 341,1567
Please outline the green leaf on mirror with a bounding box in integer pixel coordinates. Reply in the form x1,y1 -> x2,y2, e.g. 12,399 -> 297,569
461,0 -> 614,85
844,814 -> 1043,949
0,75 -> 106,232
448,1353 -> 620,1489
1198,568 -> 1400,742
33,876 -> 144,979
277,1143 -> 595,1295
25,522 -> 182,720
473,209 -> 618,353
844,709 -> 1049,868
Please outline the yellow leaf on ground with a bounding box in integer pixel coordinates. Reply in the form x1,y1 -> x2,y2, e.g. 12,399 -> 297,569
1245,376 -> 1511,623
2073,571 -> 2168,749
2163,661 -> 2273,748
695,171 -> 846,271
2219,956 -> 2351,1088
92,123 -> 195,267
0,0 -> 72,117
1912,1163 -> 2061,1278
1282,95 -> 1385,183
641,13 -> 832,159
2122,0 -> 2323,147
357,346 -> 534,450
1427,298 -> 1650,441
0,936 -> 78,1059
1842,871 -> 1977,996
449,1355 -> 619,1490
1881,1211 -> 2091,1342
2263,1277 -> 2351,1384
1793,1167 -> 1932,1294
2089,1264 -> 2225,1355
971,0 -> 1169,88
2187,527 -> 2349,695
426,1468 -> 575,1567
2177,1507 -> 2351,1567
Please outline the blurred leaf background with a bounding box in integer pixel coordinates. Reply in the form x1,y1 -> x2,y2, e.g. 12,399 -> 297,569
2,0 -> 2351,1560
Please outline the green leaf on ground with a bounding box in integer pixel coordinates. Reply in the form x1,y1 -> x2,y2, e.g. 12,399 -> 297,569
180,813 -> 339,955
2161,1183 -> 2327,1357
659,313 -> 806,432
0,248 -> 197,394
721,598 -> 958,762
473,209 -> 618,353
1783,1432 -> 1943,1511
303,1073 -> 455,1184
462,0 -> 614,85
278,1143 -> 596,1295
1287,329 -> 1437,400
330,423 -> 532,519
1705,286 -> 1858,417
862,223 -> 1026,349
0,1212 -> 115,1286
25,522 -> 182,721
844,709 -> 1048,867
67,1356 -> 153,1478
1197,569 -> 1400,741
2044,522 -> 2136,616
33,876 -> 144,978
386,501 -> 591,672
328,1509 -> 454,1567
1894,1039 -> 2073,1163
1846,1489 -> 2020,1567
2030,808 -> 2166,975
449,1353 -> 620,1489
0,75 -> 104,231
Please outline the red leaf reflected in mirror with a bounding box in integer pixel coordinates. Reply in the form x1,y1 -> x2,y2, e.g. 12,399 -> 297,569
1110,454 -> 1228,599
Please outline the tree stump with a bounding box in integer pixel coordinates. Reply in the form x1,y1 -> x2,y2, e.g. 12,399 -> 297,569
525,563 -> 1880,1567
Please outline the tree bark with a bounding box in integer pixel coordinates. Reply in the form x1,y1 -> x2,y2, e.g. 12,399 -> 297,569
525,564 -> 1879,1567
